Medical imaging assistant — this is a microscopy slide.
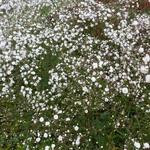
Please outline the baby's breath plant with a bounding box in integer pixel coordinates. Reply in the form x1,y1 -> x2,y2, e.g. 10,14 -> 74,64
0,0 -> 150,149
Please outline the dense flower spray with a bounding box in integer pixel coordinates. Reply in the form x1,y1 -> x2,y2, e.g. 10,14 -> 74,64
0,0 -> 150,149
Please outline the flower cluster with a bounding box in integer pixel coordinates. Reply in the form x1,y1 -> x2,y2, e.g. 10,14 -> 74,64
0,0 -> 150,149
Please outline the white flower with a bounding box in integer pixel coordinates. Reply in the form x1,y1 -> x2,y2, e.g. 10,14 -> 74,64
54,114 -> 58,120
74,126 -> 79,131
85,110 -> 88,113
45,121 -> 50,126
122,87 -> 128,94
143,54 -> 150,64
145,74 -> 150,83
132,20 -> 138,26
58,110 -> 63,114
75,136 -> 80,145
92,62 -> 98,69
105,98 -> 109,102
51,144 -> 56,150
140,65 -> 149,74
43,133 -> 48,138
138,47 -> 144,53
109,66 -> 113,72
58,135 -> 63,141
134,141 -> 141,149
99,61 -> 103,67
66,117 -> 71,121
0,41 -> 6,49
45,146 -> 50,150
91,77 -> 96,82
143,143 -> 150,149
127,33 -> 132,39
36,137 -> 41,143
105,87 -> 109,92
24,80 -> 28,85
82,86 -> 89,93
39,117 -> 44,122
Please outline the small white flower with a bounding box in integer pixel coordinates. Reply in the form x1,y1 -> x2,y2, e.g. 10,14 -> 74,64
85,110 -> 88,113
105,87 -> 109,92
134,141 -> 141,149
7,70 -> 11,75
145,74 -> 150,83
74,126 -> 79,131
58,135 -> 63,141
45,121 -> 50,126
127,33 -> 132,39
143,54 -> 150,64
0,73 -> 2,77
132,20 -> 139,26
92,62 -> 98,69
0,41 -> 6,48
51,144 -> 56,150
91,77 -> 96,82
39,117 -> 44,122
99,61 -> 103,67
43,133 -> 48,138
36,137 -> 41,143
82,86 -> 89,93
140,65 -> 149,74
54,114 -> 58,120
122,87 -> 128,94
109,66 -> 113,72
45,146 -> 50,150
138,47 -> 144,53
143,143 -> 150,149
24,80 -> 28,85
75,136 -> 80,145
105,98 -> 109,102
58,110 -> 63,114
66,117 -> 71,121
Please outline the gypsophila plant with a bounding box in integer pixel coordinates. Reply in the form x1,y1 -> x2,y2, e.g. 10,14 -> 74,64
0,0 -> 150,149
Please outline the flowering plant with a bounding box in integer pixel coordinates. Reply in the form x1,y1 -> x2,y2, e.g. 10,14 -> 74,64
0,0 -> 150,149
